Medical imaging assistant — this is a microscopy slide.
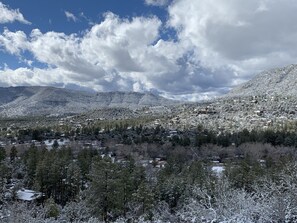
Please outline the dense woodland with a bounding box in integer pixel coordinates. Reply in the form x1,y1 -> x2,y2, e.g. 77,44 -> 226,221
2,125 -> 297,222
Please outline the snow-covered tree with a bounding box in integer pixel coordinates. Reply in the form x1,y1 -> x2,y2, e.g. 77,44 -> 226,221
177,179 -> 271,223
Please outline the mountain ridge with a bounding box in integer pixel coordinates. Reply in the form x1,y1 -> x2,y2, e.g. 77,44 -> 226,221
227,64 -> 297,97
0,86 -> 179,117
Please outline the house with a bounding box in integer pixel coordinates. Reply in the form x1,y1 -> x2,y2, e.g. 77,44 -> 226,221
16,188 -> 43,202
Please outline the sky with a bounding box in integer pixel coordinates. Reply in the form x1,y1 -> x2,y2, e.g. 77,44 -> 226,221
0,0 -> 297,101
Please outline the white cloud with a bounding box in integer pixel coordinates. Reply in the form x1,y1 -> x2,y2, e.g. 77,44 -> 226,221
0,2 -> 30,24
0,13 -> 184,93
2,1 -> 297,101
168,0 -> 297,84
145,0 -> 169,7
65,11 -> 78,22
0,28 -> 29,55
0,10 -> 250,100
0,67 -> 62,87
79,12 -> 94,25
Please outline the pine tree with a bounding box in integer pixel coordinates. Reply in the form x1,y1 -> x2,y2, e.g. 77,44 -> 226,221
0,163 -> 10,203
63,162 -> 81,203
87,157 -> 121,221
52,140 -> 59,149
132,182 -> 154,217
0,146 -> 6,162
10,146 -> 17,162
46,197 -> 60,219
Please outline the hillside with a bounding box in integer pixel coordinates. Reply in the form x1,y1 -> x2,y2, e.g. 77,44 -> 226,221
0,86 -> 178,117
151,64 -> 297,132
227,64 -> 297,97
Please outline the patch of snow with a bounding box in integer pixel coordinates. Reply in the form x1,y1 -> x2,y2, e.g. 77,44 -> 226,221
16,189 -> 42,201
211,165 -> 225,176
44,138 -> 70,149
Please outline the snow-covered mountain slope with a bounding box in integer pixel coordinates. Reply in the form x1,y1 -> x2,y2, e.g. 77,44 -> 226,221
0,86 -> 178,117
227,64 -> 297,97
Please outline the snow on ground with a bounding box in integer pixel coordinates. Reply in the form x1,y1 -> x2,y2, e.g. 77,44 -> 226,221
16,189 -> 42,201
44,138 -> 70,149
211,165 -> 225,177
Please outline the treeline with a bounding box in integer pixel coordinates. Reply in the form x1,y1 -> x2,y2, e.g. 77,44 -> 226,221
15,123 -> 297,149
194,128 -> 297,147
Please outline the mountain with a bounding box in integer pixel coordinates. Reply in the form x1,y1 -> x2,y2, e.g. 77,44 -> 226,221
0,86 -> 178,117
227,64 -> 297,97
150,64 -> 297,133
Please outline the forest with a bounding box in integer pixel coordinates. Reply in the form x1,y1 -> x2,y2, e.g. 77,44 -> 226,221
1,125 -> 297,222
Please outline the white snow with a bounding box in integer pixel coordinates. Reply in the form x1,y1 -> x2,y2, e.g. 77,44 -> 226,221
211,165 -> 225,176
16,189 -> 42,201
44,138 -> 70,149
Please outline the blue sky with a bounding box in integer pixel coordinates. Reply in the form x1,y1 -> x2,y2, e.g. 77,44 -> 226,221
0,0 -> 171,68
2,0 -> 168,33
0,0 -> 297,101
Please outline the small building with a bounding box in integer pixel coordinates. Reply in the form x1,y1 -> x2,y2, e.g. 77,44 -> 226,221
16,188 -> 43,202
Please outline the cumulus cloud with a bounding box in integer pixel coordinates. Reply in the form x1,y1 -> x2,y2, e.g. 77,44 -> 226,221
145,0 -> 169,7
65,11 -> 78,22
168,0 -> 297,82
0,13 -> 186,94
0,2 -> 30,24
0,28 -> 29,55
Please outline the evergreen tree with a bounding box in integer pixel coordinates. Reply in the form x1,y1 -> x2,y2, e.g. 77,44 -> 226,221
52,140 -> 59,149
63,162 -> 81,204
23,144 -> 42,186
0,163 -> 10,203
132,182 -> 154,218
77,148 -> 97,180
0,146 -> 6,162
87,157 -> 121,221
157,175 -> 186,210
46,197 -> 60,219
10,146 -> 17,162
